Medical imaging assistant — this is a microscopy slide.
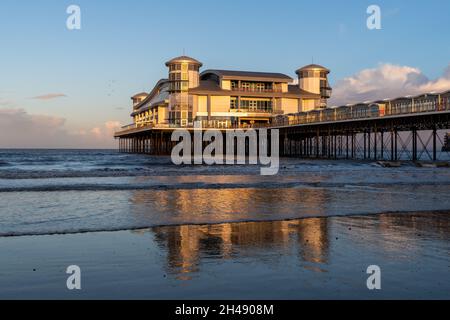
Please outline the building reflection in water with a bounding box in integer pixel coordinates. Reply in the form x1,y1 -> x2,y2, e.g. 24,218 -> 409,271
151,218 -> 330,280
128,184 -> 450,281
145,212 -> 450,281
129,185 -> 331,280
130,185 -> 331,227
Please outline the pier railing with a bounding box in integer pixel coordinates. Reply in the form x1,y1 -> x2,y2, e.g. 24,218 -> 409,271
115,122 -> 270,136
115,99 -> 450,137
271,102 -> 450,127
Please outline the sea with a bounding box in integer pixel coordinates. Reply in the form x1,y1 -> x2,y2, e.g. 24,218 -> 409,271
1,149 -> 450,299
1,149 -> 450,237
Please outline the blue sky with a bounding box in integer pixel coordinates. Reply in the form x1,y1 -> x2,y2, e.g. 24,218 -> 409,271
0,0 -> 449,147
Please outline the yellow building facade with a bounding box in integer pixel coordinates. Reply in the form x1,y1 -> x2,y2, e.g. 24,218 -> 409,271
130,56 -> 332,128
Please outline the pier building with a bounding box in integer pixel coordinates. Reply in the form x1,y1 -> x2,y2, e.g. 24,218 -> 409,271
115,58 -> 450,162
128,56 -> 331,129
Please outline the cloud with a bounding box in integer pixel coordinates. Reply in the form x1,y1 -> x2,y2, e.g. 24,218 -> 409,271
0,98 -> 16,107
329,63 -> 450,106
83,121 -> 121,141
105,120 -> 121,130
31,93 -> 67,101
0,108 -> 121,149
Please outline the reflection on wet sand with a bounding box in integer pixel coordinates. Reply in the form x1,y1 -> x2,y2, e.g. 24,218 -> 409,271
150,218 -> 330,280
130,187 -> 330,224
142,212 -> 450,281
127,180 -> 447,230
337,212 -> 450,257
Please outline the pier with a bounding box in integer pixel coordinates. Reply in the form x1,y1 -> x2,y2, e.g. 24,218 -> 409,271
114,55 -> 450,162
115,107 -> 450,162
276,110 -> 450,161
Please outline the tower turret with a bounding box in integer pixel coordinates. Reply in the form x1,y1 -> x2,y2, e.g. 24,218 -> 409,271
165,56 -> 202,126
165,56 -> 202,92
296,64 -> 332,108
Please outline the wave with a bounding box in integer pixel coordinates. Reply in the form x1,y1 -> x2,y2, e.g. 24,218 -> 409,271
0,161 -> 10,167
1,162 -> 448,180
0,168 -> 155,179
1,180 -> 449,193
0,166 -> 268,179
1,209 -> 448,238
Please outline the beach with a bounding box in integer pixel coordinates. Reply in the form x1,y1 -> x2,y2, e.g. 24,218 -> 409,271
1,212 -> 449,300
0,150 -> 449,299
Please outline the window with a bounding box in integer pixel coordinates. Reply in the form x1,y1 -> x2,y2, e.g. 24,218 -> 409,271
170,64 -> 181,71
239,99 -> 272,112
230,98 -> 237,109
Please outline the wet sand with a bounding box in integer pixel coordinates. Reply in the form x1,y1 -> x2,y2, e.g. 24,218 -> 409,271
1,211 -> 449,300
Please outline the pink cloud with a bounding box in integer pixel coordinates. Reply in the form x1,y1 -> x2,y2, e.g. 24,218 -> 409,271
31,93 -> 67,101
0,108 -> 122,149
329,63 -> 450,106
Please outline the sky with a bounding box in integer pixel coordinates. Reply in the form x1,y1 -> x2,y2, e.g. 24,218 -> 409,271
0,0 -> 449,148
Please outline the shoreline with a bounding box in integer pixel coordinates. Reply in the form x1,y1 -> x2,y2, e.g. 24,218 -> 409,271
1,209 -> 449,239
1,211 -> 449,299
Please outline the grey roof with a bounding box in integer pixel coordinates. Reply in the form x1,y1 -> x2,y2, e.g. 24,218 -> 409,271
288,85 -> 321,98
296,64 -> 330,74
391,95 -> 414,101
201,69 -> 293,82
189,81 -> 320,99
131,90 -> 169,117
413,92 -> 439,99
189,80 -> 227,94
131,92 -> 148,99
165,56 -> 203,67
131,79 -> 168,111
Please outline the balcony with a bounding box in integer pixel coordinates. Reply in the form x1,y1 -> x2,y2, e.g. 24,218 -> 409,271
321,87 -> 332,99
230,107 -> 273,114
231,87 -> 282,93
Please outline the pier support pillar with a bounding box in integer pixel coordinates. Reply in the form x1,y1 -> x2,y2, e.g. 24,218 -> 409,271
316,131 -> 320,158
363,131 -> 367,159
391,130 -> 394,161
433,127 -> 437,161
412,128 -> 418,161
374,127 -> 377,161
345,133 -> 348,159
394,129 -> 398,161
351,133 -> 355,159
334,134 -> 337,159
